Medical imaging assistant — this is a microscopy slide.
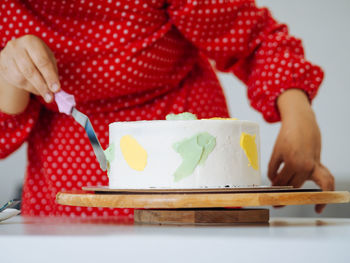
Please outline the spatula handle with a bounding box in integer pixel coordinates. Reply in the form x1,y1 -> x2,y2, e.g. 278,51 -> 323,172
54,90 -> 76,115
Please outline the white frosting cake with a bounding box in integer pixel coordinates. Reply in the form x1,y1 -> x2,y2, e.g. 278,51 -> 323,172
105,114 -> 261,189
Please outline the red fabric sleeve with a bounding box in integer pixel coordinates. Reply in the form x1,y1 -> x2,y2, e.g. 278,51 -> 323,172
167,0 -> 324,122
0,98 -> 41,159
0,3 -> 42,159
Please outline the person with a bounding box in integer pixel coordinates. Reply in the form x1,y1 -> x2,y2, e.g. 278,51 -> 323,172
0,0 -> 334,218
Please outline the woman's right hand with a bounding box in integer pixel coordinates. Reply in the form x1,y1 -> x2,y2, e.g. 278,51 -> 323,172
0,35 -> 60,103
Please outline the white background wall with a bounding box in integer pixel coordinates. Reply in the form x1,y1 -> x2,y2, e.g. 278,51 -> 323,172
0,0 -> 349,217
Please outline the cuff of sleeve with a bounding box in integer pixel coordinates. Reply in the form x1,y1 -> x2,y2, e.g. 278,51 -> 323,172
0,97 -> 41,126
248,57 -> 324,123
0,109 -> 22,123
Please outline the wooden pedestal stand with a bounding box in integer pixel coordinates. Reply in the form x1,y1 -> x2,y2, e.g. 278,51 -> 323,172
56,187 -> 350,225
133,208 -> 270,225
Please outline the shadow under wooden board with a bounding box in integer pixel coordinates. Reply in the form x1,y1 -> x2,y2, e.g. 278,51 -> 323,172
56,189 -> 350,225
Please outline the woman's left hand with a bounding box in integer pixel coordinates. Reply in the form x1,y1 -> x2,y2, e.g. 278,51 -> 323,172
268,89 -> 334,213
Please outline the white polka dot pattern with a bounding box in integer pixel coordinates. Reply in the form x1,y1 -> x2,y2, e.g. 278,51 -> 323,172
0,0 -> 323,217
168,0 -> 323,122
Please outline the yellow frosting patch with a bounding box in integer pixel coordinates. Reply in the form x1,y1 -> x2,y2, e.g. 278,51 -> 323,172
120,135 -> 148,171
209,117 -> 238,120
240,132 -> 259,170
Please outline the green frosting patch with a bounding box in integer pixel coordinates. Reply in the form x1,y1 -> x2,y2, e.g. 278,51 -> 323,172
166,112 -> 198,121
104,142 -> 116,163
197,134 -> 216,165
173,132 -> 216,182
104,143 -> 115,176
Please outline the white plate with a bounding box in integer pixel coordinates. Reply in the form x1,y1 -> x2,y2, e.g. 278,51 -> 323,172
0,208 -> 20,222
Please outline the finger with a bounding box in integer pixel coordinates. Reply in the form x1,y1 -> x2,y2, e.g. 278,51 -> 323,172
272,164 -> 294,187
6,58 -> 40,95
22,81 -> 40,95
314,164 -> 334,214
0,41 -> 32,89
268,149 -> 283,182
25,39 -> 60,93
45,44 -> 59,71
0,54 -> 26,87
311,164 -> 335,213
14,49 -> 53,103
287,170 -> 309,189
0,56 -> 39,96
12,67 -> 40,95
311,164 -> 335,191
315,204 -> 326,214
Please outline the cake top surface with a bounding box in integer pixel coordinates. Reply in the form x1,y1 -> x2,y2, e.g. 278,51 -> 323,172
109,112 -> 258,127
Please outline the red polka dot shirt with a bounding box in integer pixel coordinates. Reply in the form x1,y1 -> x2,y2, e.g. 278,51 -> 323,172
0,0 -> 324,218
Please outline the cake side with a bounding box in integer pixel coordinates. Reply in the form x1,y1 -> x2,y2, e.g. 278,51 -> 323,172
107,119 -> 261,189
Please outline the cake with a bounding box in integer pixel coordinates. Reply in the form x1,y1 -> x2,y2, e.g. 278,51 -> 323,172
104,113 -> 261,189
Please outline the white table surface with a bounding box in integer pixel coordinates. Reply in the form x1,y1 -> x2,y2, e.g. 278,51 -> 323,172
1,216 -> 349,263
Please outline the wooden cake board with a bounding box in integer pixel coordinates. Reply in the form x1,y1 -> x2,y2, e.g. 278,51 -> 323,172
56,187 -> 350,225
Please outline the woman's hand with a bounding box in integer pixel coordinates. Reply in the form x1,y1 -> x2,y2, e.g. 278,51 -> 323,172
0,35 -> 60,106
268,89 -> 334,213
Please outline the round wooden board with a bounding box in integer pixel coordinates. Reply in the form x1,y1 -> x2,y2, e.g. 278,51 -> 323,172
56,191 -> 350,209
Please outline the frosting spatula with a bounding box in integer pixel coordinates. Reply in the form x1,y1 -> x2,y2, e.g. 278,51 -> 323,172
54,90 -> 107,171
